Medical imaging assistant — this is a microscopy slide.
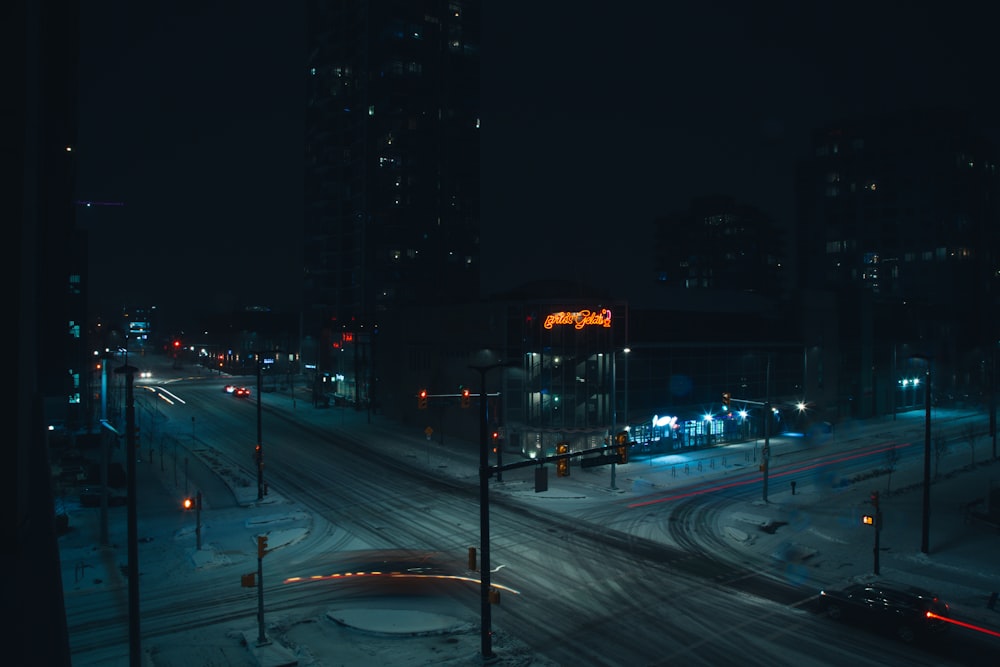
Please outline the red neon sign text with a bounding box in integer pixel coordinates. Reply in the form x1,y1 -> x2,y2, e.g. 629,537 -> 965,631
543,309 -> 612,330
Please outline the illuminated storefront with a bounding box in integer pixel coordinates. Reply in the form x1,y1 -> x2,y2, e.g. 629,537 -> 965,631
507,303 -> 627,458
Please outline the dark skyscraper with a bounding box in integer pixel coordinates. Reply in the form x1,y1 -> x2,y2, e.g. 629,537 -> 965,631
304,0 -> 481,403
796,108 -> 998,308
795,108 -> 999,417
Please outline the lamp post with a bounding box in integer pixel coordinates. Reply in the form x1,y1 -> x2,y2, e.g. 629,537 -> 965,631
910,354 -> 932,554
761,354 -> 772,502
921,360 -> 931,554
257,354 -> 264,500
114,359 -> 141,667
469,358 -> 513,660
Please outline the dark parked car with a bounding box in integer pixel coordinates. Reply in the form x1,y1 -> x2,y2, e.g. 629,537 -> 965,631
820,582 -> 950,643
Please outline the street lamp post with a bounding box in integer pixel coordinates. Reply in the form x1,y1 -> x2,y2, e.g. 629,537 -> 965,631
910,354 -> 932,554
469,359 -> 512,660
257,355 -> 264,500
921,360 -> 931,554
114,360 -> 141,667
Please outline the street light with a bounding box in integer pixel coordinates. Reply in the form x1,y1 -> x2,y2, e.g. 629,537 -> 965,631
910,354 -> 932,554
468,357 -> 515,660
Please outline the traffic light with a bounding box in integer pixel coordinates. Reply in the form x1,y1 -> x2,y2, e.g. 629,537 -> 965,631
722,392 -> 731,409
862,514 -> 875,525
870,490 -> 879,510
257,534 -> 269,558
461,388 -> 471,408
491,430 -> 500,453
254,444 -> 262,465
418,389 -> 428,409
182,496 -> 195,510
556,442 -> 569,477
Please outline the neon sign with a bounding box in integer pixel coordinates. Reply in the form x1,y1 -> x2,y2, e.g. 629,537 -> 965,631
543,309 -> 612,330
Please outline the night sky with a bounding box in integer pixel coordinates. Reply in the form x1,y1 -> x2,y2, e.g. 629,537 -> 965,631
75,1 -> 1000,321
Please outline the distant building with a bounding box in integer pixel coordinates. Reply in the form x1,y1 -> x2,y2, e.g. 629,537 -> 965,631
653,195 -> 787,296
795,108 -> 1000,417
377,282 -> 808,458
303,0 -> 481,407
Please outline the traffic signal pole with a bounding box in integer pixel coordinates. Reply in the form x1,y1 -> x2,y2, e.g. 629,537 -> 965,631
256,535 -> 268,645
115,360 -> 141,667
469,364 -> 495,660
257,358 -> 264,500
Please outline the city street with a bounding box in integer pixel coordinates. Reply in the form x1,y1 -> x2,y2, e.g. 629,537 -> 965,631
56,359 -> 1000,666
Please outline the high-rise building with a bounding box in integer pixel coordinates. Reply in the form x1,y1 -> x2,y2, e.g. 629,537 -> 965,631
796,109 -> 998,309
795,108 -> 1000,417
304,0 -> 481,406
653,195 -> 787,295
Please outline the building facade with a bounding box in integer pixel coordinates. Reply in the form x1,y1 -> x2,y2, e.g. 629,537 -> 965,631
795,109 -> 1000,418
377,284 -> 809,462
304,0 -> 481,407
653,195 -> 787,296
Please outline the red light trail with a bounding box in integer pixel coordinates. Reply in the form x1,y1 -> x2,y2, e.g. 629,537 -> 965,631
926,611 -> 1000,638
627,439 -> 918,509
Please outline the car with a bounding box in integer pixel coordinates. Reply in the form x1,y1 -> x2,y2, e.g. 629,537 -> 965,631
820,581 -> 950,643
224,384 -> 236,393
234,386 -> 252,398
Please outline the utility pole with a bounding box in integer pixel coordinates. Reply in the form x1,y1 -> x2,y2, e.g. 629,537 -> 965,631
115,357 -> 141,667
469,359 -> 513,660
871,491 -> 882,575
257,355 -> 264,500
256,535 -> 269,645
921,360 -> 931,554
